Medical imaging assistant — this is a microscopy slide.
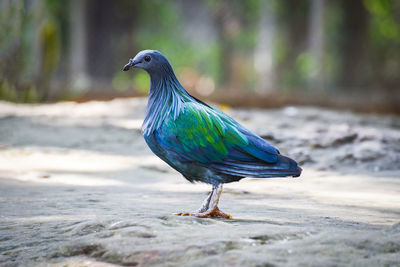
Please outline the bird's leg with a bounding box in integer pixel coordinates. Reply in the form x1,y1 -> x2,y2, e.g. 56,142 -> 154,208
196,190 -> 213,213
174,190 -> 212,216
174,184 -> 232,219
197,184 -> 232,219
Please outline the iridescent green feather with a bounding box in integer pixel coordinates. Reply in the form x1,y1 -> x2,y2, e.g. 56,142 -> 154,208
168,102 -> 248,163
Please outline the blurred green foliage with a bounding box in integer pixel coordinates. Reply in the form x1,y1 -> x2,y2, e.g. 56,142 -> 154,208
0,0 -> 399,103
0,0 -> 65,102
364,0 -> 400,43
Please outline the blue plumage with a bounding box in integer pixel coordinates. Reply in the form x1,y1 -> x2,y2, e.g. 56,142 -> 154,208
123,50 -> 302,218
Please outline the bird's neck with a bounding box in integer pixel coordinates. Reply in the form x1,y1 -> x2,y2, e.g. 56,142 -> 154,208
142,68 -> 192,136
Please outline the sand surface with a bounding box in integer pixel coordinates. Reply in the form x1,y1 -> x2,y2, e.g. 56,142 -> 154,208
0,98 -> 399,267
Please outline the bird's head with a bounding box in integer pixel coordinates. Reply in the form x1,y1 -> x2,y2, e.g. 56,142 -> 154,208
122,50 -> 171,74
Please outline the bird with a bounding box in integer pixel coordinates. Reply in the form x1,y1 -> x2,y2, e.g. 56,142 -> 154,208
123,50 -> 302,219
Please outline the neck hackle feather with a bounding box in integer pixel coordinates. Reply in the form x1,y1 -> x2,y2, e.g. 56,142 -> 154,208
142,62 -> 192,136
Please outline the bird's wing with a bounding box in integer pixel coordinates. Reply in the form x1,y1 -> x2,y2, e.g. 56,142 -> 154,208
155,102 -> 300,178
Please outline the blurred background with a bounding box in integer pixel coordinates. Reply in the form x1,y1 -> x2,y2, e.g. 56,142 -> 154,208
1,0 -> 399,113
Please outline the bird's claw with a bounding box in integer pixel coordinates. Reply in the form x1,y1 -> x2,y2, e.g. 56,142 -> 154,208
173,212 -> 193,216
203,207 -> 232,219
173,207 -> 232,219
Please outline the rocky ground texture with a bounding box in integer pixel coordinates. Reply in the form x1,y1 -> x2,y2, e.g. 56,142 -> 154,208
0,98 -> 399,267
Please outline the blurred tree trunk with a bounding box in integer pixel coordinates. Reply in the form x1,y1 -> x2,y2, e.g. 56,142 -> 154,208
307,0 -> 325,90
277,0 -> 309,88
285,0 -> 309,53
69,0 -> 90,91
338,0 -> 369,89
254,0 -> 276,93
86,0 -> 114,80
213,0 -> 235,90
0,0 -> 24,86
87,0 -> 137,80
31,0 -> 43,85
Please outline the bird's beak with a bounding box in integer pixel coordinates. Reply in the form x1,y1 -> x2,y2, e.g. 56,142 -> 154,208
122,59 -> 140,71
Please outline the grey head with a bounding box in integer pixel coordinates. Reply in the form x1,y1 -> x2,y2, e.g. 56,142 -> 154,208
122,50 -> 173,76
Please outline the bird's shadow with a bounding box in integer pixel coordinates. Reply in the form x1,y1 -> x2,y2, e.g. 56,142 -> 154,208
159,214 -> 299,227
215,217 -> 300,226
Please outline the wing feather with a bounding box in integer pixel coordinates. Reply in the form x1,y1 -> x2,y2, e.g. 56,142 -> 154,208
155,102 -> 300,178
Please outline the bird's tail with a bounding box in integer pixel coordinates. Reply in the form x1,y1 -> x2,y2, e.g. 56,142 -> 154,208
278,154 -> 302,177
211,154 -> 302,178
258,154 -> 302,178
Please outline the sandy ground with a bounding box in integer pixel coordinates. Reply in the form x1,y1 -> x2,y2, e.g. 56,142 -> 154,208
0,98 -> 399,267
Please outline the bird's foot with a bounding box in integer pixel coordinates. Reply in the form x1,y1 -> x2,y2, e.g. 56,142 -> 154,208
198,207 -> 232,219
173,206 -> 232,219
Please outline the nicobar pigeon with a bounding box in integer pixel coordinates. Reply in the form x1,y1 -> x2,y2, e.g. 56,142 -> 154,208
123,50 -> 302,219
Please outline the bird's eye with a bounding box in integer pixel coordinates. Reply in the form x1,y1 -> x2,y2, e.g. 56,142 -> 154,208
144,56 -> 151,62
